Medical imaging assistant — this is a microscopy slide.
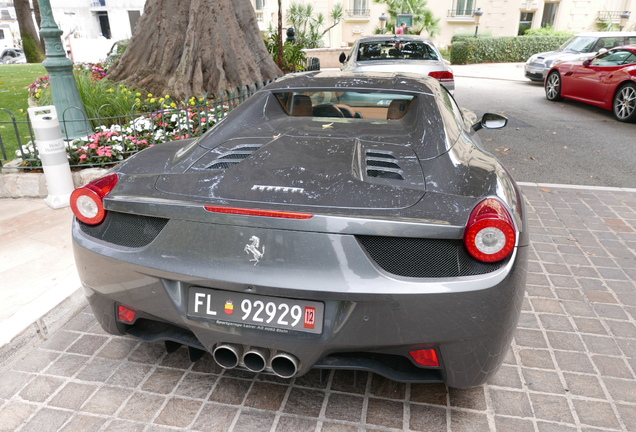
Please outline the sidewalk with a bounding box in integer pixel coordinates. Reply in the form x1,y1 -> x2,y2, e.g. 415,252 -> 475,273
0,199 -> 86,371
1,184 -> 635,431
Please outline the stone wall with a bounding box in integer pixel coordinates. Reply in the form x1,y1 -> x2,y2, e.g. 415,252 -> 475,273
0,165 -> 109,199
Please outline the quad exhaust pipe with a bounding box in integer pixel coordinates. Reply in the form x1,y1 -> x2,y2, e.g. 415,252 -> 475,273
270,352 -> 300,378
212,343 -> 299,378
213,343 -> 243,369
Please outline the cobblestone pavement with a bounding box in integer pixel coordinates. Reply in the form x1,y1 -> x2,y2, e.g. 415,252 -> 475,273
0,184 -> 635,432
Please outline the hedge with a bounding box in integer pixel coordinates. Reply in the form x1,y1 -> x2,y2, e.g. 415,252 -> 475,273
450,35 -> 572,65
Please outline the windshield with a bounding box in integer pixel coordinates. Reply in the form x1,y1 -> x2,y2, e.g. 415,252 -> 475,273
559,36 -> 597,53
356,40 -> 440,61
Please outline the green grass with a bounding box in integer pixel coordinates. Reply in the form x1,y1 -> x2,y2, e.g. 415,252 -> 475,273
0,63 -> 47,162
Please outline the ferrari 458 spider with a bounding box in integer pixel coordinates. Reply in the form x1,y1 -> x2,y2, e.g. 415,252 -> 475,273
71,71 -> 528,388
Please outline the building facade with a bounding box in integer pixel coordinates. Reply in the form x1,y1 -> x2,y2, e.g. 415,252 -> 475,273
254,0 -> 634,48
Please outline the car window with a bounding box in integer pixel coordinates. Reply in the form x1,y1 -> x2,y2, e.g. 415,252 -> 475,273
591,49 -> 636,66
275,90 -> 415,120
592,37 -> 623,51
356,41 -> 439,61
560,36 -> 598,53
626,37 -> 636,45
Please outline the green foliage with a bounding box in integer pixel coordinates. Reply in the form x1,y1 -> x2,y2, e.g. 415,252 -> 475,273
373,0 -> 440,37
450,35 -> 571,65
0,63 -> 47,161
451,30 -> 493,43
36,64 -> 150,128
523,24 -> 574,37
265,32 -> 308,71
286,2 -> 344,48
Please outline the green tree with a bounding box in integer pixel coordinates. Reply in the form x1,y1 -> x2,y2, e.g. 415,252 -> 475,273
286,2 -> 344,48
373,0 -> 440,37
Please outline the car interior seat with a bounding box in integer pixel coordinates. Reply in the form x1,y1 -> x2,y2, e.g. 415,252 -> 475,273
290,95 -> 313,116
387,99 -> 411,120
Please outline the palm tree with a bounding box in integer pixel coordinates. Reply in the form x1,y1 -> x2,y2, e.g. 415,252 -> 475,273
374,0 -> 440,37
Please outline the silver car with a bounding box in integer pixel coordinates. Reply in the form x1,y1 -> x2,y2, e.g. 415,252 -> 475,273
71,71 -> 527,388
525,31 -> 636,81
340,35 -> 455,94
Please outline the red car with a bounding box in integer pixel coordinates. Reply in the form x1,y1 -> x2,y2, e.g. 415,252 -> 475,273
545,45 -> 636,122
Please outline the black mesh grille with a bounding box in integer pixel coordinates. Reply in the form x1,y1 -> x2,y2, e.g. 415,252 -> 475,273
356,235 -> 506,277
79,211 -> 169,248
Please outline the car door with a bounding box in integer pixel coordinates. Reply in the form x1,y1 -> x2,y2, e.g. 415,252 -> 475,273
566,49 -> 630,104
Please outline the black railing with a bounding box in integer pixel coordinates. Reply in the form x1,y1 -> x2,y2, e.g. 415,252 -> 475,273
0,80 -> 276,170
0,59 -> 321,170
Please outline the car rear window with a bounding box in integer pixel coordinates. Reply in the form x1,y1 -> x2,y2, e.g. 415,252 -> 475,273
356,41 -> 439,61
274,91 -> 415,120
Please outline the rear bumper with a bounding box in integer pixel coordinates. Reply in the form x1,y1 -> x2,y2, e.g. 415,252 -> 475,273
73,219 -> 527,388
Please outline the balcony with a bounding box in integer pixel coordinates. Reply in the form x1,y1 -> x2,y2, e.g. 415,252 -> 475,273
89,0 -> 106,7
345,9 -> 370,22
447,9 -> 476,22
597,10 -> 628,23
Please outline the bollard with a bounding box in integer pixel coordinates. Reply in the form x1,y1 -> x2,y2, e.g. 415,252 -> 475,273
28,106 -> 75,209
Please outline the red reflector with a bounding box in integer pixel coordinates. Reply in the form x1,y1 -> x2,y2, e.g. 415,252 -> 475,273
409,349 -> 439,367
117,305 -> 137,323
204,206 -> 313,219
428,71 -> 454,81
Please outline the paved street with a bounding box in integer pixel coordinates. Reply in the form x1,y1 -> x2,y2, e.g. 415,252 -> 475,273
1,184 -> 635,431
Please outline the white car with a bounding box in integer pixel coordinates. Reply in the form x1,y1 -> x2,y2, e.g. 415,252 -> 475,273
525,31 -> 636,81
1,48 -> 26,64
340,35 -> 454,94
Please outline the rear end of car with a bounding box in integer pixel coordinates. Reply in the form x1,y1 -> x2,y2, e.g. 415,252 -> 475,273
71,75 -> 527,388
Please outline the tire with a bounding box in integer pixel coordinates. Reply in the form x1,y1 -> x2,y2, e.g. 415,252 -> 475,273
545,71 -> 563,101
613,83 -> 636,123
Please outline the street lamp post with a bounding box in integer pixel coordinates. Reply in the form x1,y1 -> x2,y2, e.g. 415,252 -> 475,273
620,11 -> 631,31
379,13 -> 388,34
474,8 -> 484,37
38,0 -> 92,139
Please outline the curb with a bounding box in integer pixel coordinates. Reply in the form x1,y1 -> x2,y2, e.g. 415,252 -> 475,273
0,287 -> 87,376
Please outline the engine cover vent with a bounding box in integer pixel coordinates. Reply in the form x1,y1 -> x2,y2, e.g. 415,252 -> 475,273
365,150 -> 404,180
206,144 -> 262,170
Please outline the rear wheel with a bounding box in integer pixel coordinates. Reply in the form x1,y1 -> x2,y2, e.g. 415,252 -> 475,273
545,71 -> 562,101
613,83 -> 636,123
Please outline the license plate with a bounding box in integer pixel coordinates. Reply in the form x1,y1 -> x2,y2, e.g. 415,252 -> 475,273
187,287 -> 324,334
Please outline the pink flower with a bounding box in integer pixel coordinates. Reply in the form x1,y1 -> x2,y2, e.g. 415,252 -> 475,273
79,154 -> 87,161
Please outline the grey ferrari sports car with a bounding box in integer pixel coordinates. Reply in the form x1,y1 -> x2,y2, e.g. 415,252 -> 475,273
71,71 -> 528,388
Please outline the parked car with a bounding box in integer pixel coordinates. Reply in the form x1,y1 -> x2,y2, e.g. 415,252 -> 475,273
71,71 -> 528,388
339,35 -> 455,94
525,31 -> 636,82
545,45 -> 636,122
0,47 -> 26,64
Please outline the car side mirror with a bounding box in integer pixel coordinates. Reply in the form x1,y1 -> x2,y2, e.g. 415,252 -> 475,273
339,52 -> 346,64
583,59 -> 592,67
472,113 -> 507,131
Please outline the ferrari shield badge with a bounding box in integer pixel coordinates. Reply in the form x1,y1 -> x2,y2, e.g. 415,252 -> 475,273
244,235 -> 265,265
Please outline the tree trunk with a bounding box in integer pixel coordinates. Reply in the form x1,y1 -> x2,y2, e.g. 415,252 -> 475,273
14,0 -> 44,63
108,0 -> 282,100
32,0 -> 46,53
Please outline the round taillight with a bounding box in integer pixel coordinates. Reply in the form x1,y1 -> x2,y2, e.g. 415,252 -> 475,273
70,173 -> 118,225
464,198 -> 516,263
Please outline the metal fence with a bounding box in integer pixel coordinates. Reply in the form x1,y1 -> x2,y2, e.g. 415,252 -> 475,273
0,60 -> 320,171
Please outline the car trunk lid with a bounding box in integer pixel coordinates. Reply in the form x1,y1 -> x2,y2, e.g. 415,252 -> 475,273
154,133 -> 426,210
